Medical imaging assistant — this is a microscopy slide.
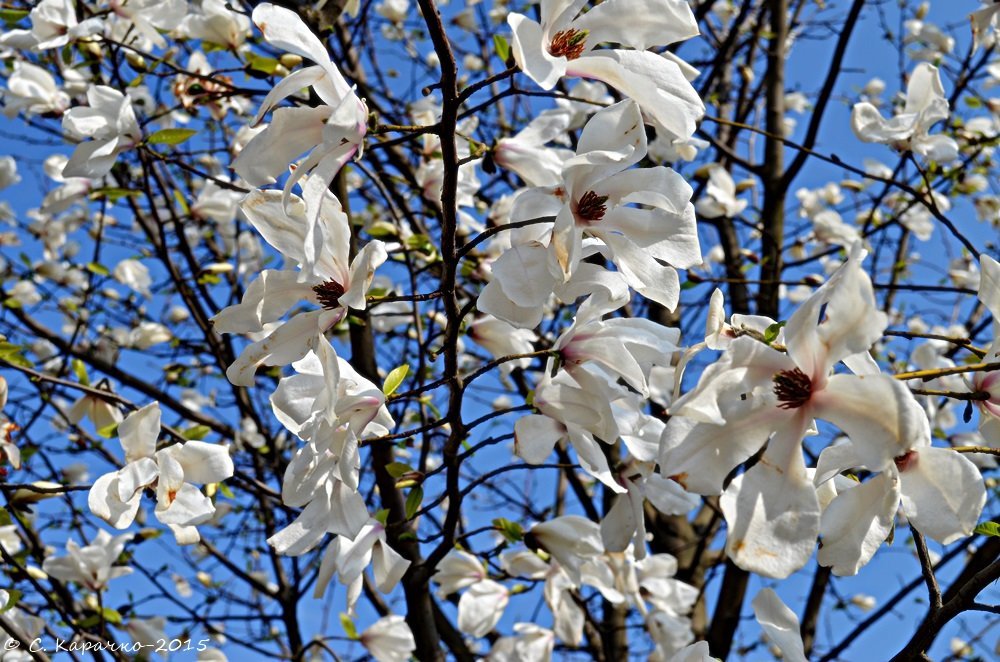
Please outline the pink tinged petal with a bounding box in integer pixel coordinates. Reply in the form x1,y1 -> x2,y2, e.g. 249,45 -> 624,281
372,539 -> 410,593
720,415 -> 819,578
818,471 -> 899,576
119,402 -> 160,462
568,51 -> 704,141
89,472 -> 141,529
811,373 -> 930,472
231,106 -> 331,186
571,0 -> 698,50
514,414 -> 564,465
899,446 -> 987,544
784,243 -> 886,380
507,14 -> 567,90
340,240 -> 388,310
600,232 -> 680,310
458,579 -> 510,638
751,589 -> 807,662
170,441 -> 234,485
226,309 -> 338,387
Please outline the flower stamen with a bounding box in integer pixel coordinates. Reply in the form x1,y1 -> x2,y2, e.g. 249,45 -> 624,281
575,190 -> 609,223
312,280 -> 346,310
548,29 -> 589,60
773,368 -> 812,409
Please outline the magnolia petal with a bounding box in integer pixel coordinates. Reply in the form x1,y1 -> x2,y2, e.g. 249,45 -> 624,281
600,232 -> 680,310
89,472 -> 142,529
514,414 -> 563,465
899,446 -> 987,544
508,14 -> 566,90
818,471 -> 899,576
812,374 -> 930,471
458,579 -> 509,638
720,415 -> 819,579
119,402 -> 160,462
170,441 -> 234,485
116,457 -> 160,503
226,309 -> 336,386
644,474 -> 700,515
372,540 -> 410,594
156,482 -> 215,527
572,0 -> 698,51
232,106 -> 331,186
268,495 -> 334,556
341,240 -> 389,310
751,588 -> 807,662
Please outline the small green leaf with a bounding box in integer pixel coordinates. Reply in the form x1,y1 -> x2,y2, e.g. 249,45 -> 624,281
373,508 -> 390,525
182,425 -> 211,440
0,508 -> 12,527
1,589 -> 22,613
86,262 -> 110,277
405,486 -> 423,520
0,9 -> 29,26
383,364 -> 410,396
974,521 -> 1000,537
0,342 -> 32,369
217,482 -> 234,499
89,187 -> 140,203
385,462 -> 413,479
96,422 -> 119,439
247,55 -> 279,76
72,359 -> 90,386
492,517 -> 523,543
102,607 -> 123,625
340,613 -> 358,640
147,128 -> 198,146
763,321 -> 786,344
493,34 -> 510,62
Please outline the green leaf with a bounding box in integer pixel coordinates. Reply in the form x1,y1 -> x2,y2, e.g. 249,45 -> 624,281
0,9 -> 29,26
86,262 -> 110,277
763,321 -> 786,344
974,521 -> 1000,537
340,613 -> 359,640
182,425 -> 211,440
383,364 -> 410,396
1,589 -> 22,613
405,486 -> 423,520
0,508 -> 12,527
89,187 -> 140,203
247,54 -> 279,76
96,422 -> 119,439
217,482 -> 234,499
680,279 -> 699,291
493,34 -> 510,62
147,128 -> 198,146
72,359 -> 90,386
373,508 -> 390,525
102,607 -> 123,625
492,517 -> 523,543
385,462 -> 413,479
0,342 -> 32,369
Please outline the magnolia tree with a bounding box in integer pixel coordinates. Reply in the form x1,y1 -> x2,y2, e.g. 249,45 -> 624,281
0,0 -> 997,660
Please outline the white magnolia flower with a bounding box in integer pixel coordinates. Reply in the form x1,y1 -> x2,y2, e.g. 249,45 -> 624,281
107,0 -> 187,50
61,86 -> 141,178
852,63 -> 959,162
178,0 -> 251,49
42,530 -> 134,591
232,3 -> 367,221
88,402 -> 234,544
113,259 -> 153,299
0,0 -> 102,50
1,62 -> 71,118
360,615 -> 416,662
972,255 -> 1000,444
433,550 -> 510,638
493,108 -> 574,187
0,157 -> 19,190
488,623 -> 555,661
661,244 -> 930,578
508,0 -> 704,141
695,164 -> 746,219
312,520 -> 410,612
212,185 -> 387,386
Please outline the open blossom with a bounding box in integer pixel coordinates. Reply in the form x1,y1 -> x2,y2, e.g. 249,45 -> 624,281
61,85 -> 142,179
42,530 -> 134,591
88,402 -> 234,544
508,0 -> 703,141
502,99 -> 700,311
312,519 -> 410,612
852,63 -> 959,162
0,0 -> 102,50
1,62 -> 70,118
694,164 -> 747,219
212,184 -> 387,386
661,243 -> 932,578
232,2 -> 367,219
433,550 -> 510,638
360,615 -> 416,662
178,0 -> 252,49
